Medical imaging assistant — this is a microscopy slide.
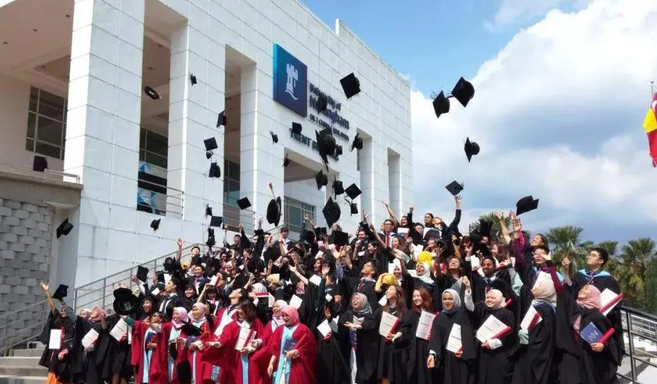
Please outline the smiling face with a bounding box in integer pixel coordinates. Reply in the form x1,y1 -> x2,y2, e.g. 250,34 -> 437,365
485,291 -> 499,308
190,306 -> 202,319
142,300 -> 153,313
442,292 -> 455,312
150,312 -> 162,324
229,289 -> 242,305
412,290 -> 423,307
282,312 -> 294,326
578,284 -> 591,300
351,294 -> 363,310
272,302 -> 282,316
416,263 -> 426,276
385,285 -> 397,300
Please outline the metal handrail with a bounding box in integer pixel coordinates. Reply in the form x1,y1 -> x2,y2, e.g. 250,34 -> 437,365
618,306 -> 657,384
0,160 -> 81,183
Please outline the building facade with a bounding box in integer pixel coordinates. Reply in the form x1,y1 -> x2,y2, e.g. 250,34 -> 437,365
0,0 -> 413,291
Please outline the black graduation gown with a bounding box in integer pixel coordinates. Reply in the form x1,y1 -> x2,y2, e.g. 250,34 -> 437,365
375,307 -> 410,384
428,309 -> 477,384
314,324 -> 351,384
511,302 -> 556,384
554,288 -> 583,384
338,310 -> 380,383
471,304 -> 515,384
577,308 -> 620,384
402,310 -> 433,384
38,311 -> 78,383
74,319 -> 104,384
96,314 -> 132,381
432,273 -> 459,312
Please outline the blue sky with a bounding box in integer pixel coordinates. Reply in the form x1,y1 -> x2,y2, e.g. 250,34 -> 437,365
303,0 -> 657,245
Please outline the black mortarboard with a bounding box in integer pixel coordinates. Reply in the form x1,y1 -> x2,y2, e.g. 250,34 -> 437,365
237,197 -> 251,210
56,219 -> 74,239
340,73 -> 361,99
304,229 -> 316,243
156,272 -> 166,284
205,204 -> 212,217
209,216 -> 223,227
351,133 -> 363,152
445,181 -> 464,196
322,198 -> 341,228
432,91 -> 450,119
479,220 -> 493,238
52,284 -> 68,300
335,145 -> 343,157
177,361 -> 192,384
181,322 -> 202,336
315,227 -> 328,237
464,137 -> 480,162
350,202 -> 358,215
204,137 -> 218,151
451,77 -> 475,108
205,151 -> 213,159
345,183 -> 362,200
516,196 -> 539,216
316,94 -> 328,113
206,227 -> 215,247
150,218 -> 161,231
267,197 -> 282,226
315,170 -> 328,190
33,156 -> 48,172
270,131 -> 278,144
315,129 -> 336,166
216,111 -> 226,127
332,179 -> 344,195
209,162 -> 221,178
333,230 -> 349,247
283,154 -> 291,167
291,122 -> 302,135
190,74 -> 197,85
136,266 -> 149,282
144,86 -> 160,100
113,287 -> 138,315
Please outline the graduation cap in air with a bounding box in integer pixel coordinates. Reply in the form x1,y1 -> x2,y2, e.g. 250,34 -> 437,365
315,227 -> 328,238
335,145 -> 343,157
332,179 -> 344,195
190,74 -> 197,86
316,129 -> 336,166
150,218 -> 161,231
516,196 -> 539,216
316,94 -> 328,113
291,122 -> 302,135
237,197 -> 252,210
283,154 -> 291,167
349,201 -> 358,215
322,198 -> 341,228
432,91 -> 450,119
345,183 -> 362,200
52,284 -> 68,301
113,287 -> 139,316
136,266 -> 149,282
340,73 -> 361,99
479,220 -> 493,239
204,137 -> 218,159
351,134 -> 363,152
315,170 -> 329,190
209,216 -> 223,228
270,131 -> 279,144
303,229 -> 316,244
208,162 -> 221,178
464,137 -> 480,162
216,111 -> 226,128
445,181 -> 464,196
451,77 -> 475,108
33,155 -> 48,172
144,86 -> 160,100
267,196 -> 282,227
205,204 -> 213,217
56,219 -> 74,239
206,227 -> 216,247
333,230 -> 349,247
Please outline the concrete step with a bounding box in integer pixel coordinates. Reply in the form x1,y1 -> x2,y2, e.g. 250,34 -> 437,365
0,375 -> 46,384
11,350 -> 43,358
0,357 -> 41,368
0,358 -> 47,377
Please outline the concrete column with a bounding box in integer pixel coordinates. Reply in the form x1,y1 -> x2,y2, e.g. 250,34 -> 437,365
239,65 -> 284,233
388,150 -> 402,218
359,137 -> 375,220
62,0 -> 146,287
167,24 -> 225,243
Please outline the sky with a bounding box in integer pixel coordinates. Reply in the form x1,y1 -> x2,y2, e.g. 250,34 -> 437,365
302,0 -> 657,244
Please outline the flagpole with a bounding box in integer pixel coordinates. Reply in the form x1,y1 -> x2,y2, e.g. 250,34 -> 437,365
651,80 -> 655,96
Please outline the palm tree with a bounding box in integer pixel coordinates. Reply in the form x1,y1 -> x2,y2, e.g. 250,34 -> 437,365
596,241 -> 619,258
546,226 -> 587,264
615,238 -> 657,307
644,258 -> 657,314
477,212 -> 511,241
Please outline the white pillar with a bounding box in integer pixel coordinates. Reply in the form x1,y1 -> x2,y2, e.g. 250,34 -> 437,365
62,0 -> 145,287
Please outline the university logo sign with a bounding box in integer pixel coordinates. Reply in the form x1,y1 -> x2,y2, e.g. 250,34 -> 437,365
273,44 -> 307,117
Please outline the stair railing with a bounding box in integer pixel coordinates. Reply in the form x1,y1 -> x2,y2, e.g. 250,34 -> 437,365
618,306 -> 657,383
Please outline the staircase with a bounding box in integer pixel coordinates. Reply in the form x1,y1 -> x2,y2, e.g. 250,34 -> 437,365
0,344 -> 46,384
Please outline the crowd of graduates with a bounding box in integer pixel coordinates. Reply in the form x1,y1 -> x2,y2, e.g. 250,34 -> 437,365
37,197 -> 625,384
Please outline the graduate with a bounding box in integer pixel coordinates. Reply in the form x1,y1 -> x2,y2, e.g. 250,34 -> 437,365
427,285 -> 477,384
574,285 -> 621,384
376,285 -> 408,384
315,302 -> 351,384
39,283 -> 78,384
183,303 -> 210,384
251,300 -> 288,383
156,307 -> 188,384
402,288 -> 434,384
77,307 -> 105,384
267,306 -> 317,384
129,312 -> 168,384
339,293 -> 380,384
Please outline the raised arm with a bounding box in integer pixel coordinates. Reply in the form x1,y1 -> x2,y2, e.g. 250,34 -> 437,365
494,211 -> 512,245
382,200 -> 399,227
40,282 -> 56,314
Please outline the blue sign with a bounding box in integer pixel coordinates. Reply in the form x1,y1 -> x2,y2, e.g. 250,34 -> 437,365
273,44 -> 307,117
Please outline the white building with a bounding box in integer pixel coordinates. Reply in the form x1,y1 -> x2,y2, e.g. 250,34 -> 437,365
0,0 -> 413,297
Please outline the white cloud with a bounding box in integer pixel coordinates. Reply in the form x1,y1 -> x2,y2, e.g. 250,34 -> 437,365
487,0 -> 593,30
411,0 -> 657,241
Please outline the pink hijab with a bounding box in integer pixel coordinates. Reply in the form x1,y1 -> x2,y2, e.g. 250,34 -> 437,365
577,285 -> 602,310
172,307 -> 188,329
272,300 -> 288,328
190,302 -> 207,323
281,306 -> 300,327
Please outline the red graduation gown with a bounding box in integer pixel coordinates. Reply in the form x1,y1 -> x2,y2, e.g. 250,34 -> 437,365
219,319 -> 265,384
200,307 -> 239,384
184,320 -> 210,384
268,324 -> 317,384
159,322 -> 188,384
131,321 -> 169,384
251,321 -> 283,384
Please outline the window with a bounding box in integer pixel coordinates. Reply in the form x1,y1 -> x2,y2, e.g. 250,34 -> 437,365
139,128 -> 168,169
284,197 -> 316,234
25,87 -> 67,160
223,160 -> 241,207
